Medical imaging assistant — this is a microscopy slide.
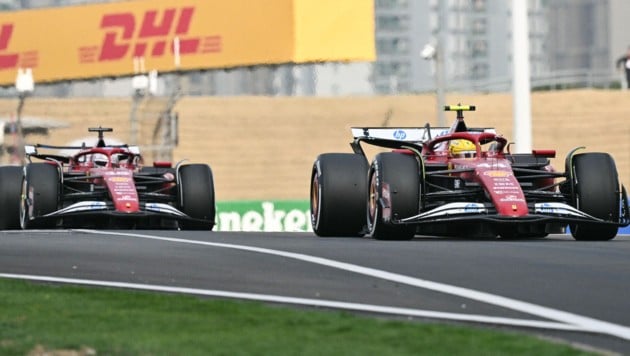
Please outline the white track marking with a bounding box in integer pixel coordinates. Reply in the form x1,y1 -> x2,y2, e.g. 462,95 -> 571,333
0,273 -> 588,332
73,229 -> 630,341
9,229 -> 630,341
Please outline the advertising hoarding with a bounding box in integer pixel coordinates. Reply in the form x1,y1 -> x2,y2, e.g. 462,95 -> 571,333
0,0 -> 374,85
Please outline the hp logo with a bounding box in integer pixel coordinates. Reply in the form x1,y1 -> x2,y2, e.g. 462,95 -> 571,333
393,129 -> 407,140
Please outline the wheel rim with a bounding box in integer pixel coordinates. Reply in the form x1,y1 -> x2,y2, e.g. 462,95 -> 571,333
368,171 -> 378,233
310,172 -> 321,229
19,178 -> 29,229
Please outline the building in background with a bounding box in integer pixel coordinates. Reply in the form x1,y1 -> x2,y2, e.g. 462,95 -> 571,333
1,0 -> 629,96
546,1 -> 630,77
373,0 -> 630,94
372,0 -> 429,93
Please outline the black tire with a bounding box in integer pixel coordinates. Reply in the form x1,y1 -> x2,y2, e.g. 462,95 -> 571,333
310,153 -> 368,237
20,163 -> 60,229
178,164 -> 215,230
368,152 -> 420,240
0,166 -> 24,229
570,153 -> 619,241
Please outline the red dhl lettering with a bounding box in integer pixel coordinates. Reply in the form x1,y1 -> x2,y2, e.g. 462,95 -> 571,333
0,24 -> 18,70
0,23 -> 39,70
79,7 -> 221,63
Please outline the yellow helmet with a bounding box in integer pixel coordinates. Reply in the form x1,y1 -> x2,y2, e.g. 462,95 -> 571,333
449,140 -> 476,158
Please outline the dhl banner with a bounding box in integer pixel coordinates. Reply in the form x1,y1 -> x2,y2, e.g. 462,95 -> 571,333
0,0 -> 374,86
293,0 -> 374,63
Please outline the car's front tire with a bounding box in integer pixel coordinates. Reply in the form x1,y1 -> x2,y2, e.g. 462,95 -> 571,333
569,153 -> 620,241
178,164 -> 215,230
367,152 -> 420,240
20,163 -> 60,229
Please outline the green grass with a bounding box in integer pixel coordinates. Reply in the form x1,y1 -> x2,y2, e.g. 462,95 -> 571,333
0,278 -> 594,355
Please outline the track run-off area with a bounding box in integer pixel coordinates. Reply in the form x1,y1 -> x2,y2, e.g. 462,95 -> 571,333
1,229 -> 629,353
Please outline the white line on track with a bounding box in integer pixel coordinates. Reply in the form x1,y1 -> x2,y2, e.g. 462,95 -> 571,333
76,229 -> 630,341
7,229 -> 630,341
0,273 -> 587,332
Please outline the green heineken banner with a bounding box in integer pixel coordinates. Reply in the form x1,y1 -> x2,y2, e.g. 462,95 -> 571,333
215,200 -> 312,232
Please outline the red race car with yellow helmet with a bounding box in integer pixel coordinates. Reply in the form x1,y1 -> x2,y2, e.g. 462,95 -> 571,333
310,105 -> 629,240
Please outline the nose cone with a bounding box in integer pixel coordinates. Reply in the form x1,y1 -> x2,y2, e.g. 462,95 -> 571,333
103,171 -> 140,212
475,166 -> 528,217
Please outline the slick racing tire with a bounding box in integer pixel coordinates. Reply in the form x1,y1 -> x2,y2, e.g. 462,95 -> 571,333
368,152 -> 420,241
310,153 -> 368,237
0,166 -> 23,229
20,163 -> 60,229
569,153 -> 620,241
178,164 -> 216,230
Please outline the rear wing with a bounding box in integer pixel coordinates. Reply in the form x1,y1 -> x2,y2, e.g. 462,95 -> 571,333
351,127 -> 450,143
24,144 -> 141,164
24,143 -> 140,154
351,126 -> 496,144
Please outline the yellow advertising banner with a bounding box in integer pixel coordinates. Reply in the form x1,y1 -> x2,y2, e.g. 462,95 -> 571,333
293,0 -> 375,63
0,0 -> 374,86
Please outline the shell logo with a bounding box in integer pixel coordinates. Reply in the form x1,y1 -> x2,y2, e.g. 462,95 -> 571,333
483,170 -> 512,178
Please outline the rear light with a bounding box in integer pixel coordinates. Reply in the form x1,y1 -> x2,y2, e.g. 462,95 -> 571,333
153,161 -> 172,168
392,149 -> 414,155
532,149 -> 556,158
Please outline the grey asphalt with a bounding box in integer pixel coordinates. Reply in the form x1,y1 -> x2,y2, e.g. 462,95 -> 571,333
1,230 -> 629,353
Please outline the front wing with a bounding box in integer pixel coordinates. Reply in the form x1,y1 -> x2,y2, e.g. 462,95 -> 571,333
35,201 -> 213,226
388,200 -> 630,228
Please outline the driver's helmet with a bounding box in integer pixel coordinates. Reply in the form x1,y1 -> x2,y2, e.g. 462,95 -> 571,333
91,153 -> 109,167
449,140 -> 476,158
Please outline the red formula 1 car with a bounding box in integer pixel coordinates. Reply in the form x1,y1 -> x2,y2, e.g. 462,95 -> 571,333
310,105 -> 630,240
0,127 -> 215,230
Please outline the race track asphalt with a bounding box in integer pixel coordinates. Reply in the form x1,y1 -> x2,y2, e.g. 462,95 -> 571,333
1,230 -> 629,353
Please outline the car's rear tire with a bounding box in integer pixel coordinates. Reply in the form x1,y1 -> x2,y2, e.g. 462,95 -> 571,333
569,153 -> 619,241
0,166 -> 23,229
310,153 -> 368,237
178,164 -> 215,230
368,152 -> 420,240
20,163 -> 60,229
